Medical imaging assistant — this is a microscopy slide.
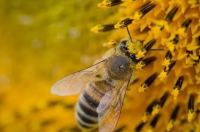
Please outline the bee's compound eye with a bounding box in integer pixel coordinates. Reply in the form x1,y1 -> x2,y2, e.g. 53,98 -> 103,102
108,56 -> 131,80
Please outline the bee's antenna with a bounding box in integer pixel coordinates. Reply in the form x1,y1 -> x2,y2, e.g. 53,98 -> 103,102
126,26 -> 133,42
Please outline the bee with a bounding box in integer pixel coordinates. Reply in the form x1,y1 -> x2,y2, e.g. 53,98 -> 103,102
51,28 -> 157,132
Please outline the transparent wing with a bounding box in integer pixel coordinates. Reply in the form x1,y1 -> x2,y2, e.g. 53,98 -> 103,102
51,60 -> 107,96
97,78 -> 131,132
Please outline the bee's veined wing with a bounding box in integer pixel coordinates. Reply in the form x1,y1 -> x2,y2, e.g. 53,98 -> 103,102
51,60 -> 107,96
97,78 -> 131,132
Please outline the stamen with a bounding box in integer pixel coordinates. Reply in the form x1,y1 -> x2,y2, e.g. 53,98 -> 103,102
98,0 -> 124,8
152,92 -> 169,115
165,6 -> 179,22
139,73 -> 158,92
103,40 -> 119,48
170,34 -> 179,44
114,18 -> 134,28
197,36 -> 200,46
133,1 -> 156,20
136,57 -> 157,69
142,100 -> 158,122
162,51 -> 172,69
166,105 -> 180,132
91,24 -> 115,33
115,125 -> 126,132
171,76 -> 184,99
147,114 -> 160,132
188,94 -> 195,122
136,39 -> 157,60
143,39 -> 157,53
158,61 -> 176,81
181,18 -> 192,29
135,122 -> 145,132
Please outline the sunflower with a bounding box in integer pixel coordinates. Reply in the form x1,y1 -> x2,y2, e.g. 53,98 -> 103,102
92,0 -> 200,131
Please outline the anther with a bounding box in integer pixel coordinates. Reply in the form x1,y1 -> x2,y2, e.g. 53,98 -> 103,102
91,24 -> 115,33
166,105 -> 180,132
135,122 -> 145,132
135,39 -> 157,60
143,39 -> 157,52
187,94 -> 195,122
103,40 -> 119,48
114,18 -> 134,28
139,2 -> 156,18
148,114 -> 160,131
142,100 -> 158,122
98,0 -> 124,8
152,92 -> 169,115
171,76 -> 184,99
165,6 -> 179,22
158,61 -> 176,81
139,73 -> 158,92
197,36 -> 200,46
136,57 -> 157,69
181,18 -> 192,29
163,51 -> 172,69
170,34 -> 179,44
115,125 -> 126,132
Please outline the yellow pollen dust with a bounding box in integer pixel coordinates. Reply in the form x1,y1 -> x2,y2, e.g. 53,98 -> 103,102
136,51 -> 146,59
98,0 -> 111,8
147,126 -> 154,132
136,61 -> 145,69
166,120 -> 174,132
139,83 -> 148,92
133,11 -> 142,21
142,112 -> 149,123
114,22 -> 122,29
177,27 -> 186,37
103,40 -> 117,48
91,24 -> 103,33
187,110 -> 195,122
126,40 -> 142,54
158,70 -> 167,81
162,58 -> 171,70
171,88 -> 180,100
152,105 -> 161,116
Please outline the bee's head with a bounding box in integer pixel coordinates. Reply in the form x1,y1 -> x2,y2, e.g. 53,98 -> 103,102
120,40 -> 143,62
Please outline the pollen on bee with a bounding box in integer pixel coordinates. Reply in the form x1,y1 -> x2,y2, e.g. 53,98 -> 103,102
91,24 -> 115,33
114,18 -> 134,29
98,0 -> 124,8
187,94 -> 195,122
171,76 -> 184,99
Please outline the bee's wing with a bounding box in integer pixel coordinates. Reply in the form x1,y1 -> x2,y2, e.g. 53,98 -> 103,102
51,60 -> 107,96
97,78 -> 131,132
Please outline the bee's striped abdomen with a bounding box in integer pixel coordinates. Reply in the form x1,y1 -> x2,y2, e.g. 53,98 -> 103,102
76,80 -> 113,130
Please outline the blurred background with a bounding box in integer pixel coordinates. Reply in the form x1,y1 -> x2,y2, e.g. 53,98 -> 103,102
0,0 -> 117,131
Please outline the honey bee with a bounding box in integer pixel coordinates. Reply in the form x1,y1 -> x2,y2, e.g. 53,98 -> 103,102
51,29 -> 157,132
